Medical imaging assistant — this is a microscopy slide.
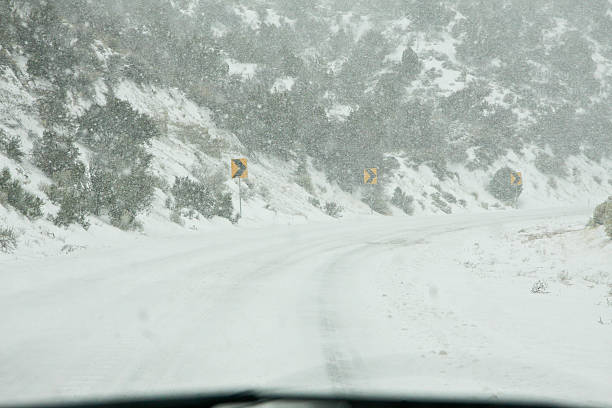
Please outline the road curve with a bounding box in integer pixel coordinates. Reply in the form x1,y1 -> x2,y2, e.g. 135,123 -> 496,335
2,207 -> 609,405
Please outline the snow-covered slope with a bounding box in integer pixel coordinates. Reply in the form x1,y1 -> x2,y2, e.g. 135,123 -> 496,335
1,0 -> 612,258
1,62 -> 611,259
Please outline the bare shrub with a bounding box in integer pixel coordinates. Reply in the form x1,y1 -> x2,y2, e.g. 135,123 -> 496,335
0,227 -> 17,253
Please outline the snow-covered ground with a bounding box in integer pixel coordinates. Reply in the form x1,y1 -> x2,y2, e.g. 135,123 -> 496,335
2,207 -> 611,406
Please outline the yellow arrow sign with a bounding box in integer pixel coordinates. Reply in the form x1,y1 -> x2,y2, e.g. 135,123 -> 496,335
510,171 -> 522,186
231,158 -> 248,178
364,168 -> 378,184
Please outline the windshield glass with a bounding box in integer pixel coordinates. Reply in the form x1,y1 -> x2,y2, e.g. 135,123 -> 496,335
1,0 -> 611,406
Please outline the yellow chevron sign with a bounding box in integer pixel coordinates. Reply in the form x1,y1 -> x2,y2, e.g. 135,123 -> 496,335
364,168 -> 378,184
231,158 -> 248,178
510,171 -> 522,186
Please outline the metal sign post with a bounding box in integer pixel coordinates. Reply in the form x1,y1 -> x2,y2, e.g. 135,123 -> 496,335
514,184 -> 518,208
231,158 -> 248,220
510,171 -> 522,208
364,168 -> 378,215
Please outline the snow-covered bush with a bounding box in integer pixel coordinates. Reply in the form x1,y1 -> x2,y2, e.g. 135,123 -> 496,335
324,202 -> 343,218
78,98 -> 159,230
294,161 -> 314,194
431,192 -> 452,214
589,197 -> 611,226
44,178 -> 90,229
391,187 -> 414,215
0,130 -> 24,163
0,227 -> 17,253
240,183 -> 257,203
78,98 -> 159,154
0,168 -> 44,219
589,197 -> 612,239
308,197 -> 321,208
362,185 -> 390,215
37,89 -> 71,130
33,130 -> 92,228
169,209 -> 183,226
487,166 -> 522,204
442,191 -> 457,204
89,159 -> 155,230
170,174 -> 233,220
400,47 -> 422,79
32,130 -> 81,178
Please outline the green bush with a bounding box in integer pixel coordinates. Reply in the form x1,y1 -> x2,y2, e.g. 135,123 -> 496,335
37,89 -> 71,129
170,174 -> 233,220
88,161 -> 115,217
362,185 -> 390,215
431,192 -> 452,214
0,168 -> 44,219
294,161 -> 314,194
442,191 -> 457,204
169,208 -> 184,225
32,130 -> 81,178
391,187 -> 414,215
324,201 -> 343,218
44,175 -> 90,229
0,130 -> 24,163
52,188 -> 90,228
0,227 -> 17,253
78,97 -> 159,156
589,197 -> 612,239
487,166 -> 523,204
89,159 -> 155,230
241,178 -> 257,202
34,130 -> 92,228
308,197 -> 321,208
589,199 -> 608,226
79,98 -> 160,229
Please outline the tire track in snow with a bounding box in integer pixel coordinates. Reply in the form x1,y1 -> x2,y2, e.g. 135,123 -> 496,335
2,207 -> 593,402
311,211 -> 580,390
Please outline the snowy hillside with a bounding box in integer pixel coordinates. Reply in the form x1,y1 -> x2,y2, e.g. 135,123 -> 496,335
1,0 -> 612,258
2,63 -> 611,258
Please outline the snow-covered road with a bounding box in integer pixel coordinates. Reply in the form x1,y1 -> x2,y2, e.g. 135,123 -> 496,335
2,208 -> 611,406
